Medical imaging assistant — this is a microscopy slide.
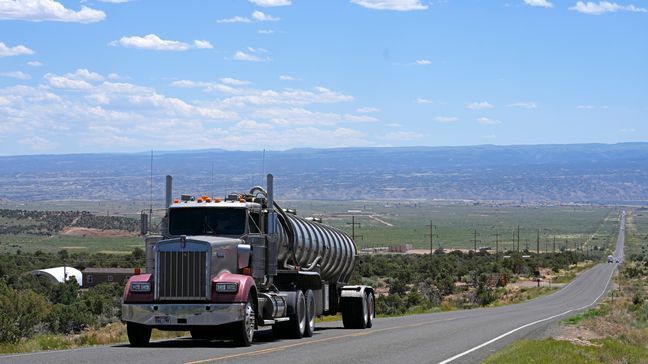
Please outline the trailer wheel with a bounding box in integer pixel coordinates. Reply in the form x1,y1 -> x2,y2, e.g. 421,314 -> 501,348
288,290 -> 306,338
127,322 -> 151,347
233,296 -> 255,347
366,291 -> 375,329
342,295 -> 368,329
304,289 -> 316,337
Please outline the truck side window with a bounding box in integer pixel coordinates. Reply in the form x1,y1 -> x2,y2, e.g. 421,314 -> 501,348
249,212 -> 261,234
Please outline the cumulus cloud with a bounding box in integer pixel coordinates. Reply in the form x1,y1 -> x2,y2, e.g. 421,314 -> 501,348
508,101 -> 537,109
232,51 -> 266,62
27,61 -> 43,67
435,116 -> 458,123
476,117 -> 502,125
415,59 -> 431,65
356,107 -> 380,113
252,10 -> 280,21
416,98 -> 434,104
0,71 -> 31,80
110,35 -> 214,51
350,0 -> 428,11
248,0 -> 291,6
279,75 -> 298,81
0,0 -> 105,23
467,101 -> 494,109
220,77 -> 249,86
19,136 -> 57,150
259,29 -> 275,34
193,40 -> 214,49
44,73 -> 93,90
0,42 -> 34,57
569,1 -> 647,14
217,15 -> 253,23
523,0 -> 553,7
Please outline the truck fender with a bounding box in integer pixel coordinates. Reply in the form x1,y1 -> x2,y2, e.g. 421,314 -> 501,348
211,272 -> 256,304
340,285 -> 373,299
123,273 -> 153,303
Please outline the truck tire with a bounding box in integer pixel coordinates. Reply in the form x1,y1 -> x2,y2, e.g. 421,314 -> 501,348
304,289 -> 316,337
233,296 -> 255,347
366,291 -> 375,329
287,290 -> 306,339
342,295 -> 368,329
127,322 -> 152,347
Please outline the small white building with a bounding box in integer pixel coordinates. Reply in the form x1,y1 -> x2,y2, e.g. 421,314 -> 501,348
31,266 -> 83,286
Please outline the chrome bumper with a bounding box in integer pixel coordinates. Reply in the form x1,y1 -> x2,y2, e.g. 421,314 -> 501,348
122,303 -> 245,327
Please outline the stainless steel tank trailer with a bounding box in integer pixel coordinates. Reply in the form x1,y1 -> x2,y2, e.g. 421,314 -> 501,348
122,174 -> 375,346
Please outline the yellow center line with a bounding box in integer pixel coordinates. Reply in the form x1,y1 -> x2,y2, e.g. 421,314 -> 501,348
185,317 -> 457,364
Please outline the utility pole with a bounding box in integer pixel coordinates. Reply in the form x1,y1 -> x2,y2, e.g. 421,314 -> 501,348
426,220 -> 438,254
494,231 -> 500,260
536,229 -> 540,255
347,216 -> 363,246
472,229 -> 480,253
517,224 -> 520,253
553,235 -> 556,254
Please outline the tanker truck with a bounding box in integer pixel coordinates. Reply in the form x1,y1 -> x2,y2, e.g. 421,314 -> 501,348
121,174 -> 374,346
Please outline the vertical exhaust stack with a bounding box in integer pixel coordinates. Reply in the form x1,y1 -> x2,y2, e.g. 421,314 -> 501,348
266,174 -> 278,277
165,175 -> 173,208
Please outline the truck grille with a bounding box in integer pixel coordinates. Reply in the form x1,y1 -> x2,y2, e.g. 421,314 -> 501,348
158,251 -> 208,300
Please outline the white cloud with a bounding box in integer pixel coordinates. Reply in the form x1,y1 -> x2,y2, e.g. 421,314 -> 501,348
0,71 -> 31,80
252,10 -> 280,21
220,77 -> 249,86
435,116 -> 458,123
467,101 -> 494,109
232,51 -> 265,62
279,75 -> 298,81
416,98 -> 434,104
477,117 -> 502,125
415,59 -> 431,65
388,123 -> 402,128
217,15 -> 252,23
44,73 -> 93,90
259,29 -> 275,34
577,104 -> 596,109
67,68 -> 104,81
97,0 -> 133,3
193,40 -> 213,49
110,34 -> 190,51
523,0 -> 553,7
508,101 -> 537,109
0,0 -> 105,23
344,114 -> 379,123
27,61 -> 43,67
569,1 -> 647,14
222,86 -> 353,106
111,35 -> 214,52
350,0 -> 428,11
0,42 -> 34,57
620,128 -> 636,133
248,0 -> 291,6
235,119 -> 274,130
356,107 -> 379,113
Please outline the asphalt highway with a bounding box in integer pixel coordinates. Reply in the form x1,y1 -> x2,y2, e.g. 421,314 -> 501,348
1,212 -> 624,364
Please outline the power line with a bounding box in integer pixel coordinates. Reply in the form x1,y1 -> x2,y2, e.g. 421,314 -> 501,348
426,220 -> 438,254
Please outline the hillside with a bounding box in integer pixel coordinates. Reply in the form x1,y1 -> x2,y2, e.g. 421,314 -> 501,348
0,143 -> 647,203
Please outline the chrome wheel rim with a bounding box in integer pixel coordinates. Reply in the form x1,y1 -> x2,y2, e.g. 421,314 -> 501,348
298,296 -> 306,334
244,300 -> 255,342
307,294 -> 315,330
367,293 -> 374,319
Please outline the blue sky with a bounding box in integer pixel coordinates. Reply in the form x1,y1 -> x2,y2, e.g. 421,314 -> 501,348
0,0 -> 646,155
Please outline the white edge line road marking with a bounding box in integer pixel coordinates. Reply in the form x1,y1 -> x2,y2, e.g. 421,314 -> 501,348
438,264 -> 616,364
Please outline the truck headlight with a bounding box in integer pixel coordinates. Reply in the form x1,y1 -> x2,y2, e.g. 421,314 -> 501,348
215,282 -> 238,293
130,282 -> 151,293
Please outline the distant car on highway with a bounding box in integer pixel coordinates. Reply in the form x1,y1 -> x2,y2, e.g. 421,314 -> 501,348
607,255 -> 614,263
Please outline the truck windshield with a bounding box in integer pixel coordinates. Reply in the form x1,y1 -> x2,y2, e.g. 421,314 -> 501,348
169,208 -> 246,236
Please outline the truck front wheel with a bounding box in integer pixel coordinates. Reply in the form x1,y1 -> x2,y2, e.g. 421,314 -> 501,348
233,296 -> 255,347
127,322 -> 152,346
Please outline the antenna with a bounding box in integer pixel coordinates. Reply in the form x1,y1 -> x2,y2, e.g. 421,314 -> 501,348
149,150 -> 153,229
261,149 -> 266,185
